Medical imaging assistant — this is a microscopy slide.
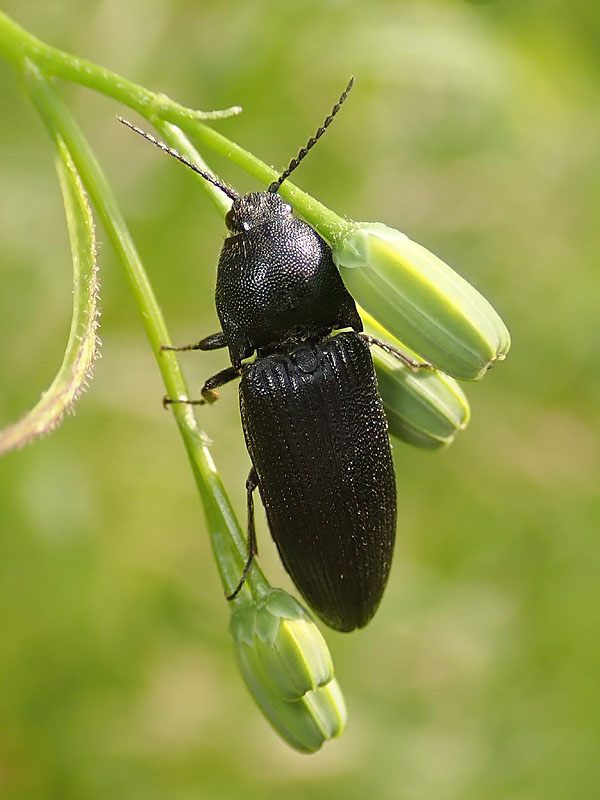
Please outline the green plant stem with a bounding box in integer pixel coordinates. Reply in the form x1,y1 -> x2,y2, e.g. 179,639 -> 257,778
0,11 -> 240,122
0,10 -> 351,241
23,60 -> 269,601
0,135 -> 99,455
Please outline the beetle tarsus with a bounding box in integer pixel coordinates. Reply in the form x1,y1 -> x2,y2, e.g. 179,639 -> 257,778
162,395 -> 206,409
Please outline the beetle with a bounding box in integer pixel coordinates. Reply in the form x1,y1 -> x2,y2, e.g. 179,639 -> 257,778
120,78 -> 428,631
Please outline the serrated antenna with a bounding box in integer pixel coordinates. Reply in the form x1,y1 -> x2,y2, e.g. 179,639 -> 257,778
117,117 -> 240,202
268,76 -> 355,194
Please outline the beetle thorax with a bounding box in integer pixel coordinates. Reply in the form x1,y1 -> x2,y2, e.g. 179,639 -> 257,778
215,191 -> 362,365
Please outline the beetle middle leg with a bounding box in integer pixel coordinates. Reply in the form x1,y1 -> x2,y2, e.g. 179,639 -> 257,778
226,467 -> 259,600
360,333 -> 433,372
163,364 -> 241,408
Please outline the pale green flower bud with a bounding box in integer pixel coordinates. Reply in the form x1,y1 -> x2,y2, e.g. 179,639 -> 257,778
362,311 -> 470,449
230,589 -> 346,753
333,222 -> 510,381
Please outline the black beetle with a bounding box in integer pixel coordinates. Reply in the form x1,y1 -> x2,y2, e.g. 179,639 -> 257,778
120,79 -> 428,631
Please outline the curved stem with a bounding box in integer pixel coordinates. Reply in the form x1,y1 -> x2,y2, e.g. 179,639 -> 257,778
0,11 -> 240,122
0,10 -> 351,243
23,59 -> 270,601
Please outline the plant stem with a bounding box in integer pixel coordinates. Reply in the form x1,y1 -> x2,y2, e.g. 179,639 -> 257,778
0,10 -> 351,242
0,11 -> 240,121
23,59 -> 269,601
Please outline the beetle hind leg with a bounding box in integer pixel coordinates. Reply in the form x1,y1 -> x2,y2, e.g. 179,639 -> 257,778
226,468 -> 259,600
360,332 -> 433,372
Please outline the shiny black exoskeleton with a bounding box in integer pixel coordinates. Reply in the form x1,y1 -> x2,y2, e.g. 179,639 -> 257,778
240,331 -> 395,631
217,192 -> 361,367
121,78 -> 417,631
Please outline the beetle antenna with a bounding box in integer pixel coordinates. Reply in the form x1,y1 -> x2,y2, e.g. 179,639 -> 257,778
268,76 -> 355,194
117,117 -> 240,202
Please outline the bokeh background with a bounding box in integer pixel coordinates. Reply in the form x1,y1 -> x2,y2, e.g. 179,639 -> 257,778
1,2 -> 598,798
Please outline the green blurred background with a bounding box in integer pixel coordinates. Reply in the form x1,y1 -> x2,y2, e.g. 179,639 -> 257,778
1,1 -> 598,798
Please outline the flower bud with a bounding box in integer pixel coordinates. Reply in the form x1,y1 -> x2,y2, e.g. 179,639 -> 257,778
230,589 -> 346,752
333,222 -> 510,381
362,311 -> 470,449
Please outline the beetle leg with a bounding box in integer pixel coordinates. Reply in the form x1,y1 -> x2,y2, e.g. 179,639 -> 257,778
161,394 -> 204,409
201,365 -> 242,403
161,331 -> 228,352
226,467 -> 259,600
162,365 -> 241,408
360,333 -> 433,372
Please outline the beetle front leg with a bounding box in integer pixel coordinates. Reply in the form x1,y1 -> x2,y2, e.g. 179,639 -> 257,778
360,333 -> 433,372
161,331 -> 228,352
162,364 -> 241,408
226,467 -> 259,600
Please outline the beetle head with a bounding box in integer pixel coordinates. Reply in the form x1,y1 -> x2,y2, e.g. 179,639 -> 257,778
225,192 -> 293,233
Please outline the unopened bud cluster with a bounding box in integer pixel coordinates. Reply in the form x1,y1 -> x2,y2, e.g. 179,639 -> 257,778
230,589 -> 346,753
328,221 -> 510,449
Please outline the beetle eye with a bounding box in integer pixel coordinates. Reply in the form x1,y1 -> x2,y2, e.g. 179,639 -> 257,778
225,208 -> 236,231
